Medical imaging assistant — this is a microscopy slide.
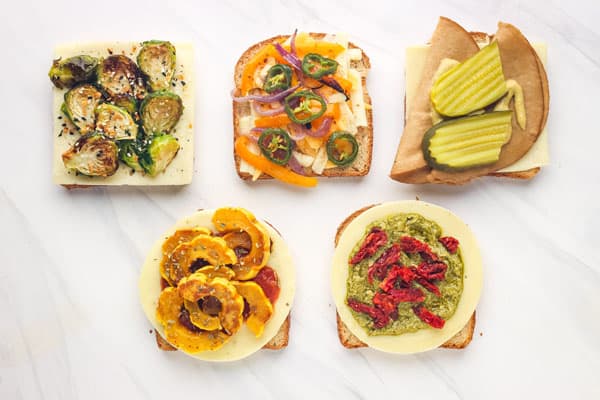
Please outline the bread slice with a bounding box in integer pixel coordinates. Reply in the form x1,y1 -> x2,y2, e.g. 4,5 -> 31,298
391,18 -> 549,184
232,33 -> 373,180
334,204 -> 476,350
155,313 -> 291,351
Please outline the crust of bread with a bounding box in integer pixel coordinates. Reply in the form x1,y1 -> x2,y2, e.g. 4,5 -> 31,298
334,204 -> 476,350
155,313 -> 291,352
396,28 -> 546,183
232,33 -> 373,180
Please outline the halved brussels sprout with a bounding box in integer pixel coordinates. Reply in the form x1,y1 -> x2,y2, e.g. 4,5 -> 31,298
49,55 -> 99,89
117,139 -> 145,172
139,91 -> 183,134
97,55 -> 146,100
95,103 -> 138,140
63,84 -> 103,134
62,133 -> 119,177
139,134 -> 180,176
137,41 -> 176,92
112,94 -> 138,115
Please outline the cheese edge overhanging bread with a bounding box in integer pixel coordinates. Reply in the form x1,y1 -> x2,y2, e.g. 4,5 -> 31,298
333,203 -> 481,352
232,33 -> 373,180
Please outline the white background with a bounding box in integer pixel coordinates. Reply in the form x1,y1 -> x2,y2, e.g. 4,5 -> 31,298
2,0 -> 599,398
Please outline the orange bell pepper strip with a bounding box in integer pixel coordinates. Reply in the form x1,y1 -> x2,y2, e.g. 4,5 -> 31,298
235,136 -> 318,187
240,44 -> 286,94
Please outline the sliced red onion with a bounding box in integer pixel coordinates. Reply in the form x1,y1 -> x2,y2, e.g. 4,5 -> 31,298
288,124 -> 307,141
288,153 -> 308,175
290,29 -> 298,56
305,117 -> 333,138
274,43 -> 302,71
252,101 -> 285,116
231,85 -> 300,103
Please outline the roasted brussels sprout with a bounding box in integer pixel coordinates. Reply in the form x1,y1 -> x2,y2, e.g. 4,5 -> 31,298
97,55 -> 146,100
137,40 -> 176,92
117,139 -> 145,172
48,55 -> 99,89
139,134 -> 180,176
139,91 -> 183,134
95,103 -> 138,140
62,133 -> 119,177
112,94 -> 138,115
62,84 -> 103,134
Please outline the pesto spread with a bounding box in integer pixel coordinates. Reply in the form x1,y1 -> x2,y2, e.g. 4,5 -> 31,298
346,213 -> 463,335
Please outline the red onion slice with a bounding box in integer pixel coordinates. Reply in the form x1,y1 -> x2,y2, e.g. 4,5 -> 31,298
288,153 -> 308,175
305,118 -> 333,138
274,43 -> 302,71
252,101 -> 285,117
231,85 -> 300,103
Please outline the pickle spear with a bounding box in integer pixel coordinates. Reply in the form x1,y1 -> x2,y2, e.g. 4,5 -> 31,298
422,111 -> 513,171
431,41 -> 507,117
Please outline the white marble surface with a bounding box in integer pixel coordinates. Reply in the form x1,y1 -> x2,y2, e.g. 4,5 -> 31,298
1,0 -> 599,398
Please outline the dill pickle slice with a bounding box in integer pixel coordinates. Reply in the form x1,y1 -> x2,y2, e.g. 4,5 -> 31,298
422,111 -> 513,171
431,41 -> 507,117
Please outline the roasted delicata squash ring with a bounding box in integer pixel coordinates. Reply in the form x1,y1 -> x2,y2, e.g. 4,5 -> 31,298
156,287 -> 231,353
167,235 -> 237,285
183,299 -> 222,331
160,228 -> 211,285
222,231 -> 252,253
212,208 -> 271,280
233,281 -> 274,337
178,274 -> 244,335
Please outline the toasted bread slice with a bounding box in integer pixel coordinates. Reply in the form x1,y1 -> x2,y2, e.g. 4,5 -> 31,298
391,18 -> 549,184
334,204 -> 476,350
155,313 -> 291,351
232,33 -> 373,180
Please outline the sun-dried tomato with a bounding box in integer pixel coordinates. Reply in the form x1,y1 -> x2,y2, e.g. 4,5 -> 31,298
367,244 -> 401,283
379,265 -> 416,292
415,277 -> 441,297
253,266 -> 280,303
350,228 -> 388,264
439,236 -> 459,254
372,292 -> 398,318
413,305 -> 445,329
416,261 -> 447,281
389,288 -> 425,303
399,236 -> 439,261
347,298 -> 389,328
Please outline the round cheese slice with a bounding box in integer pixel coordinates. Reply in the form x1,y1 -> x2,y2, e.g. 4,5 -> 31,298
139,209 -> 295,362
331,200 -> 482,354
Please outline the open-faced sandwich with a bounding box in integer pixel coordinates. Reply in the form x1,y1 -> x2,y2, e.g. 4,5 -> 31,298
390,17 -> 549,184
232,31 -> 372,187
139,207 -> 295,361
49,41 -> 194,187
332,201 -> 482,353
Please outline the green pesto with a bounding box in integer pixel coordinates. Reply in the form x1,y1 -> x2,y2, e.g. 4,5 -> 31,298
346,213 -> 463,335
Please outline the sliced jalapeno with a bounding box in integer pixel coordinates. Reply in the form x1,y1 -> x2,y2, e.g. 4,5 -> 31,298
263,64 -> 292,93
258,128 -> 293,165
326,131 -> 359,167
284,90 -> 327,124
301,53 -> 338,79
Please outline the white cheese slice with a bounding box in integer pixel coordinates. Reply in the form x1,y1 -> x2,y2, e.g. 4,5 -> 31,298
292,151 -> 315,167
139,209 -> 295,362
331,201 -> 483,354
238,139 -> 262,181
337,102 -> 358,134
311,145 -> 328,174
52,42 -> 194,186
405,43 -> 549,173
347,48 -> 363,61
348,69 -> 368,127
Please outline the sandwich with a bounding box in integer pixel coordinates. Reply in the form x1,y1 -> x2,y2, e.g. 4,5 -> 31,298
139,207 -> 295,361
390,17 -> 549,184
232,31 -> 372,187
49,41 -> 194,187
332,201 -> 482,353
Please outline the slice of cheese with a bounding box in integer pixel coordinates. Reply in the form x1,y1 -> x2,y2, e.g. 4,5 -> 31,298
405,43 -> 549,173
52,42 -> 194,186
331,201 -> 483,354
139,209 -> 295,362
